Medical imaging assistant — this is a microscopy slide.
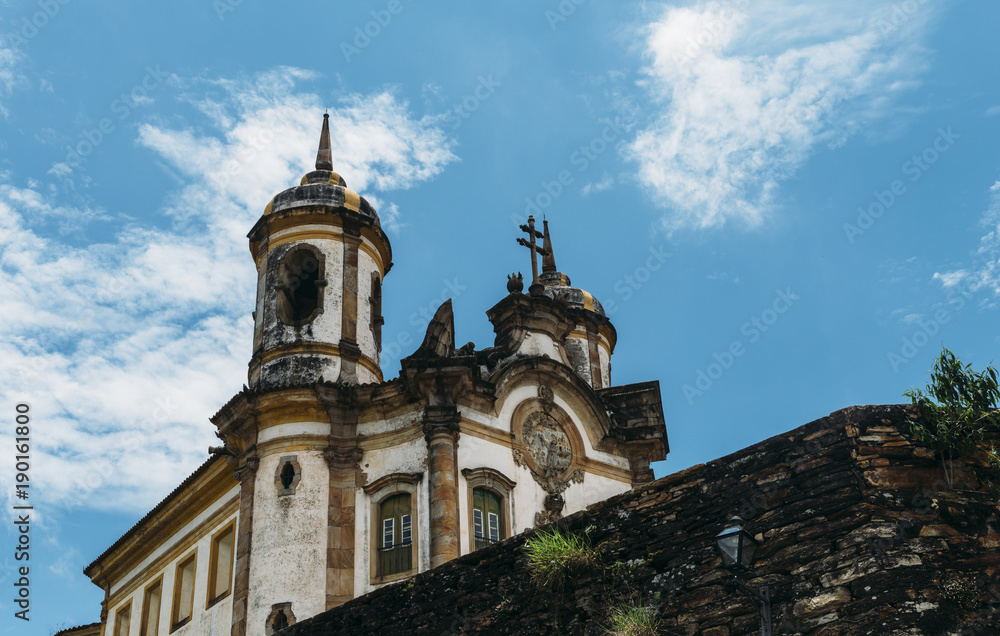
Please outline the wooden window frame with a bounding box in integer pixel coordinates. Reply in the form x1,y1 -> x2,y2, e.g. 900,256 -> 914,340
363,473 -> 423,586
462,468 -> 516,553
170,551 -> 197,632
206,520 -> 236,608
114,601 -> 132,636
140,576 -> 163,636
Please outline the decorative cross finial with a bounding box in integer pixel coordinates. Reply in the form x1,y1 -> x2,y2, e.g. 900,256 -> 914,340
316,113 -> 333,171
516,215 -> 549,296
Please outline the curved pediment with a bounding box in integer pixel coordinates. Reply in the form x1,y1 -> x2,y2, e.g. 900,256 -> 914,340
491,356 -> 617,456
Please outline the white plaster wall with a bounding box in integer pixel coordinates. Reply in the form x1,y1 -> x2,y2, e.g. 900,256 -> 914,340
354,438 -> 429,596
359,412 -> 421,437
563,472 -> 631,517
107,507 -> 239,636
247,450 -> 329,633
515,332 -> 569,365
257,422 -> 330,445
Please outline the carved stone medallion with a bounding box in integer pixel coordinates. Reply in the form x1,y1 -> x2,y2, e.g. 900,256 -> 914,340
521,411 -> 573,493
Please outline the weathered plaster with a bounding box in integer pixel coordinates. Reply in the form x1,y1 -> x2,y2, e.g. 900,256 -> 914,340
248,451 -> 329,634
257,422 -> 330,445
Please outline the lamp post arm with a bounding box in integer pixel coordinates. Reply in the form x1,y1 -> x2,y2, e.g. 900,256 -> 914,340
730,576 -> 772,636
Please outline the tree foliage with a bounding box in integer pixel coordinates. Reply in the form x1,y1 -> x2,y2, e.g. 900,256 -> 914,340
904,346 -> 1000,489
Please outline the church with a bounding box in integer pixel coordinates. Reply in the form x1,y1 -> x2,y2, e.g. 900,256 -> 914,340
67,115 -> 668,636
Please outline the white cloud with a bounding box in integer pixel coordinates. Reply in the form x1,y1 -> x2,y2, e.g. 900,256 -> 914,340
581,171 -> 614,196
0,41 -> 24,116
933,181 -> 1000,300
628,0 -> 937,232
1,68 -> 458,516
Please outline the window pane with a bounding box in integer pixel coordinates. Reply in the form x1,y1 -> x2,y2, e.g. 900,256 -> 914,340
401,514 -> 412,546
382,518 -> 394,549
488,512 -> 500,543
141,582 -> 160,636
473,508 -> 483,539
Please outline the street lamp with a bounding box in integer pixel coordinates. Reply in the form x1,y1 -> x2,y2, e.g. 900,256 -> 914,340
714,516 -> 772,636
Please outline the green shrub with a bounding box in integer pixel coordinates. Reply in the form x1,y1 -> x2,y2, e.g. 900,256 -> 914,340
523,527 -> 597,590
604,602 -> 661,636
904,346 -> 1000,489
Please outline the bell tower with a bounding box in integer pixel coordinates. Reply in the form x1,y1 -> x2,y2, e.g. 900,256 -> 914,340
246,115 -> 392,389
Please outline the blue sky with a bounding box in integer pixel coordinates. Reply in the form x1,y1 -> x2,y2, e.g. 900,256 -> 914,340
2,0 -> 999,633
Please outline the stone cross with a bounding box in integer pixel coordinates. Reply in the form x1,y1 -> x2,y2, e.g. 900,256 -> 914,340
516,215 -> 549,294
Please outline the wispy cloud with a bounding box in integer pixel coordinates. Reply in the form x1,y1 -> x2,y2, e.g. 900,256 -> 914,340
627,0 -> 937,233
581,171 -> 614,196
933,180 -> 1000,299
1,67 -> 458,515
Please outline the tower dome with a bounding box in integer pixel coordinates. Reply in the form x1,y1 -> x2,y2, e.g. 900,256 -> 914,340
246,114 -> 393,389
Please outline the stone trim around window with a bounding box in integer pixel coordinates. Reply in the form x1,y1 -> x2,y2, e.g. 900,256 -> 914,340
275,456 -> 302,496
264,602 -> 295,635
365,472 -> 424,586
462,468 -> 516,551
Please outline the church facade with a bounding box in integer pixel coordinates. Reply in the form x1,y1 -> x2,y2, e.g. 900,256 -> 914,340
77,116 -> 668,636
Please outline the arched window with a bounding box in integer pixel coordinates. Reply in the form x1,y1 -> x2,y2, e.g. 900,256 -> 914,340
462,468 -> 516,553
370,273 -> 383,353
378,493 -> 412,577
277,247 -> 325,325
265,603 -> 295,635
472,487 -> 503,549
363,472 -> 422,585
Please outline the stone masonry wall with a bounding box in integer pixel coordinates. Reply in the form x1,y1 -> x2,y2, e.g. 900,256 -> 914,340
282,405 -> 1000,635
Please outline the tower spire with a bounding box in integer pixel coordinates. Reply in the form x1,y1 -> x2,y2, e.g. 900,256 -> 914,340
316,113 -> 333,171
542,219 -> 557,274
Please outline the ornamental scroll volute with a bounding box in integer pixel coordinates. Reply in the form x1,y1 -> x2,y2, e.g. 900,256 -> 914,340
512,384 -> 585,525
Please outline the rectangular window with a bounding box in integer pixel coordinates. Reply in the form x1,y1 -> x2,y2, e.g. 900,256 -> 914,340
473,508 -> 484,539
382,518 -> 394,549
115,603 -> 131,636
488,512 -> 500,543
171,553 -> 196,630
208,524 -> 235,605
141,580 -> 161,636
400,514 -> 412,546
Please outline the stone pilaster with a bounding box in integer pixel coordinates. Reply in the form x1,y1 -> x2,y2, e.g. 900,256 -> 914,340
423,405 -> 461,567
339,224 -> 362,383
323,444 -> 362,609
231,455 -> 259,636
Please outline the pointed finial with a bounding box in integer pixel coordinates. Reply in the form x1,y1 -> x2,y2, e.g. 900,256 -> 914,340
542,219 -> 557,274
315,113 -> 333,171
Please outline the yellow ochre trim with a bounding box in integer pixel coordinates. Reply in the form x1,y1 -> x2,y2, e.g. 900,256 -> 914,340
264,198 -> 274,215
269,229 -> 345,250
343,189 -> 361,212
300,172 -> 343,186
